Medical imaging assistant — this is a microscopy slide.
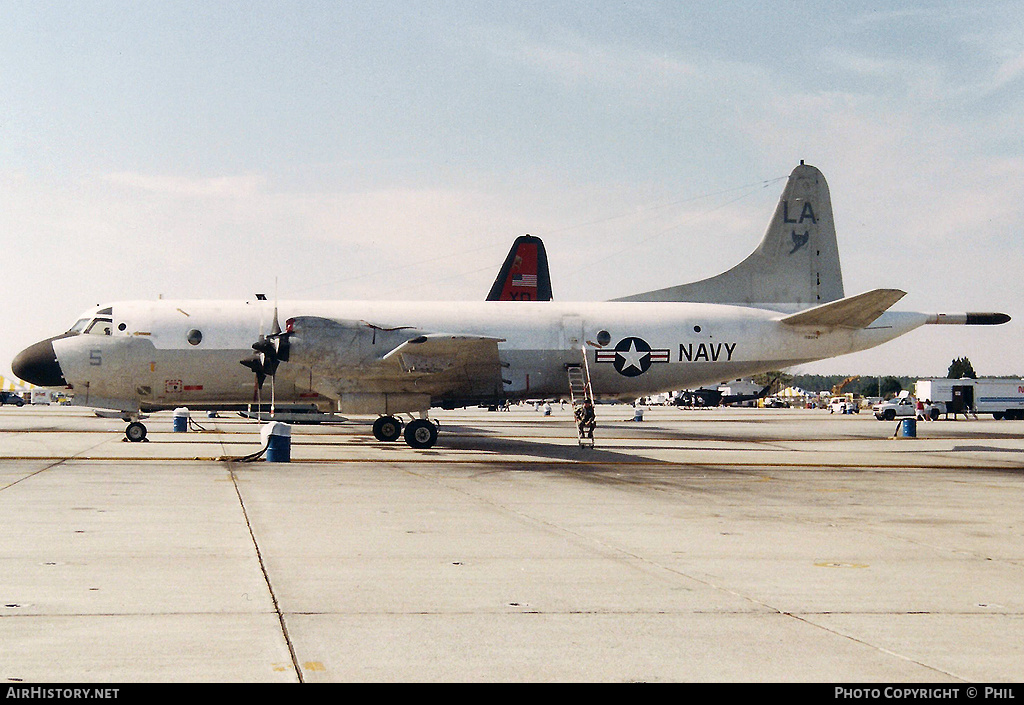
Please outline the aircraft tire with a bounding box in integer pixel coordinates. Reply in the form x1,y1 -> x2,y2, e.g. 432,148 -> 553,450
125,422 -> 147,443
404,419 -> 438,449
372,415 -> 403,442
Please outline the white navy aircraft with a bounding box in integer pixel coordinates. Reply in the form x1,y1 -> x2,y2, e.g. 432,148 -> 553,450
13,163 -> 1009,447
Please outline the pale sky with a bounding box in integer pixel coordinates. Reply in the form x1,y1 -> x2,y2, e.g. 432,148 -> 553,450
3,1 -> 1022,383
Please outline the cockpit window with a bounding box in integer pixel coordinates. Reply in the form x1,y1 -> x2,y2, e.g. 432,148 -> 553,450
68,318 -> 112,336
85,318 -> 112,336
68,318 -> 90,335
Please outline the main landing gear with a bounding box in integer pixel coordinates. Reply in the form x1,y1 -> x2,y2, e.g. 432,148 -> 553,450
125,421 -> 148,442
121,413 -> 438,447
372,415 -> 403,442
372,414 -> 439,449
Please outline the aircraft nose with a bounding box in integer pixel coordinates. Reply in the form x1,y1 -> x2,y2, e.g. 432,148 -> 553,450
12,338 -> 68,388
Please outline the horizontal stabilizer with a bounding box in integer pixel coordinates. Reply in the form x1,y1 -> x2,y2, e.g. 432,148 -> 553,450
779,289 -> 906,329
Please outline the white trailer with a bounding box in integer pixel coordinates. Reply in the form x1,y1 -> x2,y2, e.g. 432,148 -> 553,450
916,378 -> 1024,420
30,389 -> 54,405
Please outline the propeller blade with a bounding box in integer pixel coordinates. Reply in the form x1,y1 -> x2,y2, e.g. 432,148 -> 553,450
240,355 -> 267,388
270,308 -> 282,336
272,329 -> 291,362
252,336 -> 275,356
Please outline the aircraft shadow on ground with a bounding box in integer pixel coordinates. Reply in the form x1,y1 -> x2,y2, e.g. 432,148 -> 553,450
424,422 -> 709,465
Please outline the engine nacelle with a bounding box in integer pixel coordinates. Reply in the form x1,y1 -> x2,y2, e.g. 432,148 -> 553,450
284,316 -> 422,370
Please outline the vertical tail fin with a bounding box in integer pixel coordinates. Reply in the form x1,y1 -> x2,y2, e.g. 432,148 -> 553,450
486,234 -> 553,301
613,162 -> 844,310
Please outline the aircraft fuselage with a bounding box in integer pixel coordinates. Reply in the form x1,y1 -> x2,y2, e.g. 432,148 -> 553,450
44,298 -> 929,414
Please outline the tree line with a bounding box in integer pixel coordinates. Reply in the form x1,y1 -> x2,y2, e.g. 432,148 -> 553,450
753,357 -> 1017,398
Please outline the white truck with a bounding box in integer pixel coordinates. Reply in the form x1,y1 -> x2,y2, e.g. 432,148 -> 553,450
916,378 -> 1024,420
829,396 -> 860,414
872,396 -> 942,421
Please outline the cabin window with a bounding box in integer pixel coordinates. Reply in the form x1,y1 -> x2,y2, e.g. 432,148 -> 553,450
596,330 -> 611,346
186,329 -> 203,346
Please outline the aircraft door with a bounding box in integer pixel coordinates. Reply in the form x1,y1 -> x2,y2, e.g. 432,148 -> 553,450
115,303 -> 158,403
560,315 -> 584,351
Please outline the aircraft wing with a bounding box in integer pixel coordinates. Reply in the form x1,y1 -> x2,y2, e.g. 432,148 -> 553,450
378,333 -> 506,394
778,289 -> 906,329
281,316 -> 506,400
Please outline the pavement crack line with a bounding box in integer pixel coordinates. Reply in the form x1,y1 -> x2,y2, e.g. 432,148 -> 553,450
225,461 -> 303,683
0,459 -> 67,492
0,437 -> 112,492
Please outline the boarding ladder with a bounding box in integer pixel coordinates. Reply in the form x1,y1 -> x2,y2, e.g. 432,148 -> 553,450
566,348 -> 596,447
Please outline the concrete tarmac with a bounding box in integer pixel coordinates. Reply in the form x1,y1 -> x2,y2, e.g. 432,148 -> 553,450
1,403 -> 1022,682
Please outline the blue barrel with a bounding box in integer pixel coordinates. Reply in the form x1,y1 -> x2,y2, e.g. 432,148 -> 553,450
261,422 -> 292,462
898,418 -> 917,438
172,407 -> 189,433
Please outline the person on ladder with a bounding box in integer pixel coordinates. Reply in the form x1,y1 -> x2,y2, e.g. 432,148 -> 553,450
575,399 -> 596,439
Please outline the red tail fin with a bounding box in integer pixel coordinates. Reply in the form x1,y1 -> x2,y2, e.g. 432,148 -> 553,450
486,235 -> 553,301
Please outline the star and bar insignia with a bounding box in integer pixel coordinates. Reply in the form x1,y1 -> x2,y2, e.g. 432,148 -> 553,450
595,337 -> 670,377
